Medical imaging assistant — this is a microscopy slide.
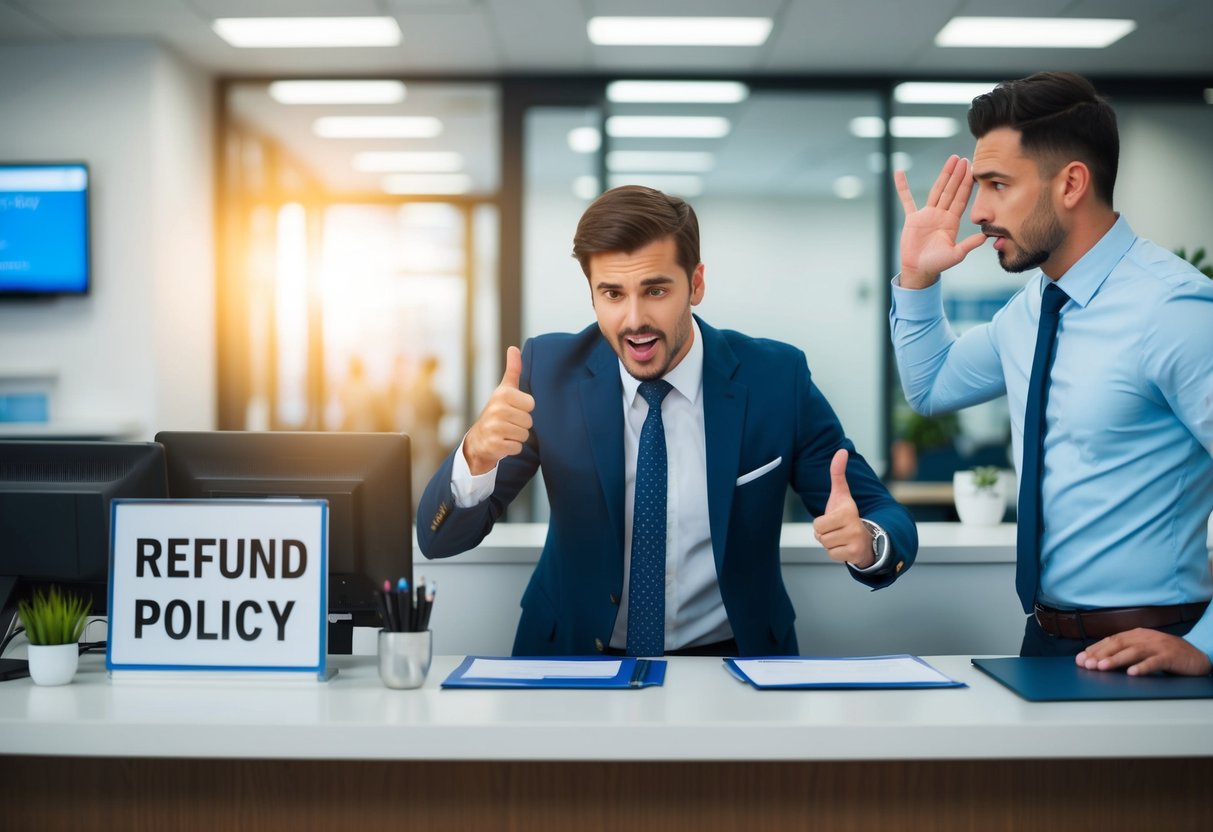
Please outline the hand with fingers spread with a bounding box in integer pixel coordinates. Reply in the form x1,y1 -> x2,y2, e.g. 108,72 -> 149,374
812,449 -> 875,569
1075,629 -> 1212,677
894,154 -> 988,289
463,346 -> 535,476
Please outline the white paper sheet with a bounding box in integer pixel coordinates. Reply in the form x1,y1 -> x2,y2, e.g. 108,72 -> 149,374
465,659 -> 623,680
732,656 -> 952,687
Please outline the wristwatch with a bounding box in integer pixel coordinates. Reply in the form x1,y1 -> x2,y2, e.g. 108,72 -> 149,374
859,519 -> 889,568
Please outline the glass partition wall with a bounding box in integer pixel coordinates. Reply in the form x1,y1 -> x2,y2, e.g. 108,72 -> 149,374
217,77 -> 1213,521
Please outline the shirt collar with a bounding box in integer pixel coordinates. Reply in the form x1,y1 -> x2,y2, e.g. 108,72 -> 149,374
620,317 -> 704,408
1045,214 -> 1135,308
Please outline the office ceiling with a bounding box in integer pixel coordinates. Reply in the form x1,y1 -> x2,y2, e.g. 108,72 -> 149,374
1,0 -> 1210,77
3,0 -> 1209,200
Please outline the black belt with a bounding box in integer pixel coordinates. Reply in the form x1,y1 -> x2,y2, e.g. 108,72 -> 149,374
1034,601 -> 1209,640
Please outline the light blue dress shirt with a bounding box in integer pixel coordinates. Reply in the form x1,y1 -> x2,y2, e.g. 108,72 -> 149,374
890,216 -> 1213,659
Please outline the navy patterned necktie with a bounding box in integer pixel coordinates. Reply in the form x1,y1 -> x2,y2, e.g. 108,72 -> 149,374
626,379 -> 673,657
1016,282 -> 1069,613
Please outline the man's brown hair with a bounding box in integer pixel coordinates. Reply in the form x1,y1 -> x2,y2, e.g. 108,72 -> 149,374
571,185 -> 701,281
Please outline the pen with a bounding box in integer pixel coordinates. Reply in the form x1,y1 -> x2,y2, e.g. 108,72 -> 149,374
414,577 -> 426,632
382,579 -> 398,631
629,659 -> 649,687
421,580 -> 437,630
396,578 -> 409,632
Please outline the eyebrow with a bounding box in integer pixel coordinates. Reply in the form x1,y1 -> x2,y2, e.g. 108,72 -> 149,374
595,275 -> 676,291
972,169 -> 1012,181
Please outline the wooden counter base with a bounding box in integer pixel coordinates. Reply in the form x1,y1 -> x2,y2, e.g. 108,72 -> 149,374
4,756 -> 1209,831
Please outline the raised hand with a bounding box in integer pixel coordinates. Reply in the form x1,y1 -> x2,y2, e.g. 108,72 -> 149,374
894,154 -> 987,289
462,346 -> 535,475
812,449 -> 874,569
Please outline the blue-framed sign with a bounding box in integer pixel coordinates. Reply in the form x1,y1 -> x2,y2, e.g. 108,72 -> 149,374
106,499 -> 328,680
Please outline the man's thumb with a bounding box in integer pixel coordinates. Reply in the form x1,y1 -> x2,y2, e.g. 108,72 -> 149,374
829,449 -> 851,500
501,346 -> 522,389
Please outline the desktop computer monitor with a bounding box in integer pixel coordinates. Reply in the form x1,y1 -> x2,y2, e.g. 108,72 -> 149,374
0,440 -> 168,678
154,431 -> 412,650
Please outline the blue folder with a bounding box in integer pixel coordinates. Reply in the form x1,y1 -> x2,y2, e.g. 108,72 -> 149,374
972,656 -> 1213,702
723,654 -> 966,690
440,655 -> 666,689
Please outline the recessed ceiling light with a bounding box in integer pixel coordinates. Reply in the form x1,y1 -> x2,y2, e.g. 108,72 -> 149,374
1205,88 -> 1213,105
935,17 -> 1136,49
382,174 -> 472,195
588,17 -> 772,47
354,152 -> 464,173
568,127 -> 602,154
572,176 -> 601,201
313,116 -> 443,139
606,116 -> 731,139
850,116 -> 959,139
606,81 -> 749,104
607,151 -> 716,173
268,80 -> 406,105
893,82 -> 997,105
833,176 -> 864,200
213,17 -> 402,48
607,174 -> 704,198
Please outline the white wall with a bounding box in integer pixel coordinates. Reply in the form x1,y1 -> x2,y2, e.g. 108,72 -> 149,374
0,41 -> 214,439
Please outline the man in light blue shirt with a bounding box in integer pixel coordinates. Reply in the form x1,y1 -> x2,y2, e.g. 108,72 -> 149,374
890,71 -> 1213,676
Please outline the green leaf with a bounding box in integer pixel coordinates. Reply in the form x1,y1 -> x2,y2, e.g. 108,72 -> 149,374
17,586 -> 90,646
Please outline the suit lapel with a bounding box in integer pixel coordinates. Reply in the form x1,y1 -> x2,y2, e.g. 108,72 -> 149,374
580,338 -> 626,555
699,318 -> 746,573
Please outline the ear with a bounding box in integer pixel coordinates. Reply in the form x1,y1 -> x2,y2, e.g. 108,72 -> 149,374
690,262 -> 706,306
1055,160 -> 1092,210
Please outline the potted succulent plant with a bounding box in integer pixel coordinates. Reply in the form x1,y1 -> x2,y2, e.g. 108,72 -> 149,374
18,586 -> 89,686
952,465 -> 1011,526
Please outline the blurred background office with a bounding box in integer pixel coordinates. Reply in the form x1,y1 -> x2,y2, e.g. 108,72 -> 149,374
1,0 -> 1210,519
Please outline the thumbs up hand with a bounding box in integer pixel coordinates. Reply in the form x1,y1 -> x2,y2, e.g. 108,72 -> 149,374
463,346 -> 536,475
812,449 -> 875,569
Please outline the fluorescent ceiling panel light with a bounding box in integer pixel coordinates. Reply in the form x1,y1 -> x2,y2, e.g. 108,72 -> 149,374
606,81 -> 749,104
382,174 -> 472,195
1205,89 -> 1213,105
606,116 -> 731,139
608,174 -> 704,198
893,82 -> 997,105
588,17 -> 772,47
213,17 -> 402,48
568,127 -> 602,153
833,176 -> 864,200
850,116 -> 959,138
573,176 -> 601,201
268,80 -> 406,105
314,116 -> 443,139
607,151 -> 715,173
354,152 -> 464,173
935,17 -> 1136,49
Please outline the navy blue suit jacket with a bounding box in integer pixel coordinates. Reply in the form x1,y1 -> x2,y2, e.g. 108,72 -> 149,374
417,316 -> 917,656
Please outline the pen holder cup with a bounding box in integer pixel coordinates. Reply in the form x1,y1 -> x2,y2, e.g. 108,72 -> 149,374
378,629 -> 432,689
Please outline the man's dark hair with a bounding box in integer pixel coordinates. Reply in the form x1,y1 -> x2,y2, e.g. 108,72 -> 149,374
968,71 -> 1118,207
572,185 -> 701,281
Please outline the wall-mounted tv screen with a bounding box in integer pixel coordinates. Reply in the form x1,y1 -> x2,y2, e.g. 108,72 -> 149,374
0,163 -> 90,296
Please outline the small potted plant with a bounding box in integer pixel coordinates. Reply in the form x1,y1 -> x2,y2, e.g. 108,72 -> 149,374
952,465 -> 1010,526
18,586 -> 89,686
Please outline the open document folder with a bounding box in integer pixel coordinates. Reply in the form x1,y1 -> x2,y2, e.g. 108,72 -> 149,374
724,655 -> 966,690
441,656 -> 667,689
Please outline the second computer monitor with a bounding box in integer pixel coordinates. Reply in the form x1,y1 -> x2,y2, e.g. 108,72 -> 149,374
154,431 -> 411,628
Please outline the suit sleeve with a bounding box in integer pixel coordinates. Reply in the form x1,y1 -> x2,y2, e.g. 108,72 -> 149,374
788,353 -> 918,588
415,340 -> 542,558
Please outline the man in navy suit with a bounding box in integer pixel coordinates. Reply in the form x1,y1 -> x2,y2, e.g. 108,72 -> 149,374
417,186 -> 917,657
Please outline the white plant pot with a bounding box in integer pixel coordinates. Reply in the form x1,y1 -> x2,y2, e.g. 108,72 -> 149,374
27,643 -> 80,686
953,471 -> 1012,526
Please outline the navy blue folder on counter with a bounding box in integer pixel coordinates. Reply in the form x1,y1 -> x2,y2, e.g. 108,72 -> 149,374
972,656 -> 1213,702
441,656 -> 666,689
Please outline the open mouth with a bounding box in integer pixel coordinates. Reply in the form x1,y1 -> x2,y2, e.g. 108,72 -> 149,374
623,332 -> 661,362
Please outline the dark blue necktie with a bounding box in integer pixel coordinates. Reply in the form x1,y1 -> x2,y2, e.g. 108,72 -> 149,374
1016,282 -> 1069,613
626,379 -> 673,657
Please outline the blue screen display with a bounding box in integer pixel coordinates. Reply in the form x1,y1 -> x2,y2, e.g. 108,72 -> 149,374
0,164 -> 89,295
